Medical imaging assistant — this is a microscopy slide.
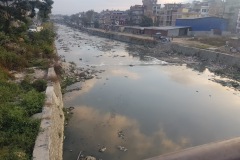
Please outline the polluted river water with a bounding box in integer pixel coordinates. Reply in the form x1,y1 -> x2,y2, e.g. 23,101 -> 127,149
55,25 -> 240,160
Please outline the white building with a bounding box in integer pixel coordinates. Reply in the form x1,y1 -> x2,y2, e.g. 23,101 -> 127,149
237,9 -> 240,33
200,6 -> 209,17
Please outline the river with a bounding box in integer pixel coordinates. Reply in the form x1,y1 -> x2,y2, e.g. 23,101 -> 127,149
55,24 -> 240,160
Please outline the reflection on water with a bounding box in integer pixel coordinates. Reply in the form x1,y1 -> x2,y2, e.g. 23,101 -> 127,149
64,106 -> 189,160
56,25 -> 240,160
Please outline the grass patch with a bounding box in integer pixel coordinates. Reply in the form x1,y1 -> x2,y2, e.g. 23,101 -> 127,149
0,80 -> 44,160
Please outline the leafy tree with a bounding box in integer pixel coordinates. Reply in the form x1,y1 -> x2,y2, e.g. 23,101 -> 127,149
140,15 -> 153,27
37,0 -> 54,22
79,10 -> 97,27
94,20 -> 99,28
0,0 -> 32,33
0,0 -> 54,33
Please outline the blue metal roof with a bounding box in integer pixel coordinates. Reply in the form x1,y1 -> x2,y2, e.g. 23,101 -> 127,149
176,17 -> 228,31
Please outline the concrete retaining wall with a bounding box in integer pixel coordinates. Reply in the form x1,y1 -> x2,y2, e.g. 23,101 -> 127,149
32,67 -> 64,160
83,28 -> 240,68
84,28 -> 157,46
145,137 -> 240,160
171,43 -> 240,67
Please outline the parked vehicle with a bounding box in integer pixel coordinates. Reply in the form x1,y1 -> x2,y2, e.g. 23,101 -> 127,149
27,25 -> 37,32
153,32 -> 170,43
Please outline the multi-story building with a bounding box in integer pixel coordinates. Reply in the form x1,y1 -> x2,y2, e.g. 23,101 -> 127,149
110,11 -> 128,25
200,5 -> 209,17
237,9 -> 240,33
181,8 -> 201,18
142,0 -> 161,25
99,10 -> 129,27
129,5 -> 145,25
142,0 -> 157,17
208,0 -> 225,17
224,0 -> 240,32
152,4 -> 161,15
191,0 -> 208,13
159,3 -> 182,26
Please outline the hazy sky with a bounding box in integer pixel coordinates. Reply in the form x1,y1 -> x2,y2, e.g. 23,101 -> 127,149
53,0 -> 192,15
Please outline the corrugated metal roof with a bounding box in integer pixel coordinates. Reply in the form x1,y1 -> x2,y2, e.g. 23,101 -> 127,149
124,26 -> 145,30
177,16 -> 227,20
124,26 -> 190,30
144,26 -> 191,30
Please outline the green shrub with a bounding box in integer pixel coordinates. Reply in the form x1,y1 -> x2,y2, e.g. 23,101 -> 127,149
32,79 -> 47,92
20,90 -> 45,116
20,79 -> 33,91
0,47 -> 28,70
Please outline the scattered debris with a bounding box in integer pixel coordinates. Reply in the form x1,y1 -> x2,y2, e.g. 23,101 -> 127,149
117,146 -> 128,152
99,146 -> 107,153
118,131 -> 125,139
84,156 -> 96,160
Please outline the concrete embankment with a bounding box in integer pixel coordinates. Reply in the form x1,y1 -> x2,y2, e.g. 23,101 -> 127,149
83,28 -> 157,46
171,43 -> 240,67
145,137 -> 240,160
32,67 -> 64,160
83,28 -> 240,67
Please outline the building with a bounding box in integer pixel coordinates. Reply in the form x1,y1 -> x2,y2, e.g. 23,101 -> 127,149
191,0 -> 208,13
200,6 -> 209,17
142,0 -> 161,24
99,10 -> 129,28
159,3 -> 183,26
130,5 -> 145,25
237,9 -> 240,33
208,0 -> 225,18
124,26 -> 145,34
176,17 -> 228,36
144,26 -> 190,36
110,11 -> 128,25
180,8 -> 200,18
142,0 -> 157,17
224,0 -> 240,32
123,26 -> 189,36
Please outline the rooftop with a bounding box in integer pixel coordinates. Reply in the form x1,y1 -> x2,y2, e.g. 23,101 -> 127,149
124,26 -> 190,30
177,16 -> 227,20
144,26 -> 190,30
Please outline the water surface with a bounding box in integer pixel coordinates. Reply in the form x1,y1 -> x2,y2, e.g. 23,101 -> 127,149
55,25 -> 240,160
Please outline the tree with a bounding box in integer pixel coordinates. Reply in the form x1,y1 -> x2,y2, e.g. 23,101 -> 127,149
37,0 -> 54,22
154,17 -> 160,26
140,15 -> 153,27
0,0 -> 32,33
0,0 -> 54,33
94,20 -> 99,28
